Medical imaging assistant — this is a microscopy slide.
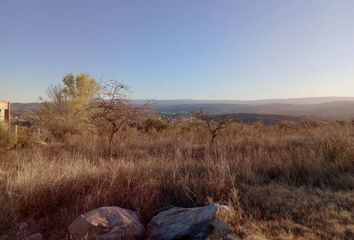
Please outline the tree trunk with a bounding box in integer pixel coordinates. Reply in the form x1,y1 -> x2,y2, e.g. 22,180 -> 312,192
108,125 -> 117,159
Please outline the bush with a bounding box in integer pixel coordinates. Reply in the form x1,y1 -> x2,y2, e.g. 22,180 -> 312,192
0,126 -> 15,149
277,120 -> 296,130
143,117 -> 168,132
1,121 -> 354,239
17,126 -> 35,147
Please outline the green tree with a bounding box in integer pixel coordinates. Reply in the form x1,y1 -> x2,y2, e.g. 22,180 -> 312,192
62,73 -> 99,113
39,73 -> 99,140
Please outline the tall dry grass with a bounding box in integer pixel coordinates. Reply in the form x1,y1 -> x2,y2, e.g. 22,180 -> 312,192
0,121 -> 353,239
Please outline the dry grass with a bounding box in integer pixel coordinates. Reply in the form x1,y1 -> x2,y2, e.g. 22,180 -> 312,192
0,122 -> 353,239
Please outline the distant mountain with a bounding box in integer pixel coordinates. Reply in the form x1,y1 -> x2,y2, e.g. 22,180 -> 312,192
133,97 -> 354,106
141,97 -> 354,120
153,101 -> 354,120
214,113 -> 304,125
10,97 -> 354,120
11,102 -> 42,111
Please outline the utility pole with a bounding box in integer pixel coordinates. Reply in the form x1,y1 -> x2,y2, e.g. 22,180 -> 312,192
14,124 -> 18,143
37,127 -> 41,142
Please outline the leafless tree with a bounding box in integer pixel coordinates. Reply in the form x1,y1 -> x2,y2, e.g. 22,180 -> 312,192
192,111 -> 233,146
90,80 -> 140,157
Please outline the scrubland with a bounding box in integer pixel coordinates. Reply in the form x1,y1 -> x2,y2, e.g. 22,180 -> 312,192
0,121 -> 353,239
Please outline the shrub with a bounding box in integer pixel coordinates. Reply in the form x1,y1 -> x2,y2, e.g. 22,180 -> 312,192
17,126 -> 35,147
277,120 -> 296,130
144,117 -> 168,132
0,126 -> 15,149
1,121 -> 354,239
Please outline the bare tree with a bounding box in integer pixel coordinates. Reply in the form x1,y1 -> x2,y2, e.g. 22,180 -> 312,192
90,80 -> 140,157
192,111 -> 233,146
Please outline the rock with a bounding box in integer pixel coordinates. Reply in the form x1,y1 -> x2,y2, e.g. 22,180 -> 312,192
16,222 -> 31,238
26,233 -> 43,240
208,219 -> 234,239
147,204 -> 240,240
68,206 -> 145,240
19,222 -> 29,231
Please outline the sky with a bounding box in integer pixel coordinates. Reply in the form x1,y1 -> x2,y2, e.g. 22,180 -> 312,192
1,0 -> 354,102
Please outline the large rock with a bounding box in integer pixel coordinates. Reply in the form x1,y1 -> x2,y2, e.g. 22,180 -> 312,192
147,204 -> 240,240
16,222 -> 30,238
69,206 -> 145,240
19,222 -> 29,231
26,233 -> 43,240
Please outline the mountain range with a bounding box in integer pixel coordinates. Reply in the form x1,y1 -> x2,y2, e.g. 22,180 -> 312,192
10,97 -> 354,121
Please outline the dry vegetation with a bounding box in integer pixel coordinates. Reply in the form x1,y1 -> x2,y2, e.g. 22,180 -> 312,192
0,120 -> 354,239
1,74 -> 353,239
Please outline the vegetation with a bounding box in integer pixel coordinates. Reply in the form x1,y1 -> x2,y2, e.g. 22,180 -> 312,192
192,111 -> 233,146
90,80 -> 142,157
39,73 -> 99,140
0,126 -> 15,149
0,120 -> 353,239
0,75 -> 353,239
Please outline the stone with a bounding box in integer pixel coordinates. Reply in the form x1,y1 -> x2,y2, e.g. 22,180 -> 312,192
26,233 -> 43,240
68,206 -> 145,240
16,222 -> 31,238
147,204 -> 240,240
19,222 -> 29,231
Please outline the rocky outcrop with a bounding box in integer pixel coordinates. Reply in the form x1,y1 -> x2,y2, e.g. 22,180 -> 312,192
147,204 -> 240,240
68,206 -> 145,240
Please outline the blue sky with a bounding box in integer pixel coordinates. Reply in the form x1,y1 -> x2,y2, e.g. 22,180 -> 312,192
1,0 -> 354,102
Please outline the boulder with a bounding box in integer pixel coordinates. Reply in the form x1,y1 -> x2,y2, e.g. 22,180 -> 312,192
147,204 -> 240,240
26,233 -> 43,240
69,206 -> 145,240
16,222 -> 30,237
19,222 -> 29,231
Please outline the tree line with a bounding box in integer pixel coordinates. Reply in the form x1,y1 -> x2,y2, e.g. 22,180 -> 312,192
0,73 -> 233,152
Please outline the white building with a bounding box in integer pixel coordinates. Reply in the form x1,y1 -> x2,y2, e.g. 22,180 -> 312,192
0,100 -> 10,125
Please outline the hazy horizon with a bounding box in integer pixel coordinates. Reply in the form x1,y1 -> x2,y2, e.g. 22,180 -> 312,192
1,0 -> 354,102
7,96 -> 354,104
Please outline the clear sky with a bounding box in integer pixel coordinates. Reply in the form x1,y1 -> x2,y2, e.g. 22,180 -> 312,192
1,0 -> 354,102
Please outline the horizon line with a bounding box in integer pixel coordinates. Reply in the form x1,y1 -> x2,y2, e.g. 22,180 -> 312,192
10,96 -> 354,104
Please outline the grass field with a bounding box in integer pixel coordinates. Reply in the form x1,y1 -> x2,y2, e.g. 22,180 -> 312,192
0,121 -> 353,239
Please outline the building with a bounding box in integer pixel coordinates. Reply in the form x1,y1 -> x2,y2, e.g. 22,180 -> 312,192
0,100 -> 10,125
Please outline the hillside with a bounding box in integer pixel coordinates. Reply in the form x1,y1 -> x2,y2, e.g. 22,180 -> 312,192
151,98 -> 354,120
